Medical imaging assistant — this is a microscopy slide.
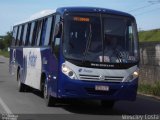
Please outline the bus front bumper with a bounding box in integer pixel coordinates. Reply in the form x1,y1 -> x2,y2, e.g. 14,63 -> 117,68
56,76 -> 138,101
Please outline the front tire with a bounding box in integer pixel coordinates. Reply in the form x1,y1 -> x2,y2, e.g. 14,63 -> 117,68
101,100 -> 115,109
43,81 -> 56,107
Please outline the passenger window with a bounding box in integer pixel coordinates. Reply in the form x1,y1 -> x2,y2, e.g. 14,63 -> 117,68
52,15 -> 61,59
29,22 -> 35,46
23,24 -> 28,46
19,25 -> 24,46
49,16 -> 55,45
43,17 -> 53,46
36,20 -> 43,46
40,18 -> 48,46
18,26 -> 22,40
12,27 -> 18,46
25,23 -> 31,46
32,22 -> 38,46
53,38 -> 60,59
16,26 -> 22,46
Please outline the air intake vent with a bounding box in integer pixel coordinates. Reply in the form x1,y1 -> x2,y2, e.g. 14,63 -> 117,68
79,74 -> 123,82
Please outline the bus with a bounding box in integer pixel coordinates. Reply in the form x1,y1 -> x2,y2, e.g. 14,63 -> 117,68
9,7 -> 139,108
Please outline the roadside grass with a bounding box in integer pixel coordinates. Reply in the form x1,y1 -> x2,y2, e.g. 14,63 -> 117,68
138,81 -> 160,97
139,29 -> 160,42
0,50 -> 9,58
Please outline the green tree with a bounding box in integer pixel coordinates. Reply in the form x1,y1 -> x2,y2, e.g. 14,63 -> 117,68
0,39 -> 5,50
0,31 -> 12,50
3,31 -> 12,49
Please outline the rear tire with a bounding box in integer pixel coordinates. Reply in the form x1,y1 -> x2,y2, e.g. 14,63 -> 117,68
43,80 -> 56,107
101,100 -> 115,109
17,70 -> 26,92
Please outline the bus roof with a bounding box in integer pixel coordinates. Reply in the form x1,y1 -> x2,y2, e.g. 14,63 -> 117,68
14,7 -> 134,26
14,9 -> 55,26
57,7 -> 134,18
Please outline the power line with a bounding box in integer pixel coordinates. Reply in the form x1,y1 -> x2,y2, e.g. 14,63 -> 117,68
128,4 -> 153,12
128,0 -> 160,13
134,7 -> 160,16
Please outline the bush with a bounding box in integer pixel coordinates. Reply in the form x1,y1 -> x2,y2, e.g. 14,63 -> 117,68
0,31 -> 12,50
152,81 -> 160,96
0,50 -> 9,58
138,81 -> 160,96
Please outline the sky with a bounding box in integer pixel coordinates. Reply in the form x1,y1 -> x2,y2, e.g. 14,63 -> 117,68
0,0 -> 160,35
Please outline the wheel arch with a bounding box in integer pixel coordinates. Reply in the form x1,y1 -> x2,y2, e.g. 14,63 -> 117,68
40,72 -> 47,91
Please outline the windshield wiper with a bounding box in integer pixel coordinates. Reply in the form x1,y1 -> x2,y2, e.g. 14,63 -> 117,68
114,49 -> 123,63
83,24 -> 92,63
115,50 -> 129,63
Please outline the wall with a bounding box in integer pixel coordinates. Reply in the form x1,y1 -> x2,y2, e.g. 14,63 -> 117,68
139,42 -> 160,84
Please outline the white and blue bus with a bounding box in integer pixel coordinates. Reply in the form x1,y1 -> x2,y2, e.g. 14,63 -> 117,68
9,7 -> 139,108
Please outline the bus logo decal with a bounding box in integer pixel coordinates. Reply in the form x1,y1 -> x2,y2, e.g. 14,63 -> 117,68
28,51 -> 37,67
99,75 -> 105,81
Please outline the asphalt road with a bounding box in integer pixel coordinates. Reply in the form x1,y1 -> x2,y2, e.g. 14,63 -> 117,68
0,56 -> 160,120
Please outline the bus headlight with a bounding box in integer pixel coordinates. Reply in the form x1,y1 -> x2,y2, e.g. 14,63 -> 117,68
125,70 -> 139,82
62,63 -> 77,79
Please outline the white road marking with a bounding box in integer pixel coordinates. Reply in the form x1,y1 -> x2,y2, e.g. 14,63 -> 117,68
0,97 -> 12,114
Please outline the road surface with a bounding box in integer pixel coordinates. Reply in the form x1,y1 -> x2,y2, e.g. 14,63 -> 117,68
0,56 -> 160,120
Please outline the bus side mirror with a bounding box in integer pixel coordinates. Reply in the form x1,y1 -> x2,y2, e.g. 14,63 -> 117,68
55,22 -> 62,38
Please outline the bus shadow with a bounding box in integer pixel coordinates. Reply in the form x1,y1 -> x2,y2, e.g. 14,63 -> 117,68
29,89 -> 132,115
23,86 -> 44,98
60,100 -> 123,115
114,96 -> 160,115
26,88 -> 160,115
61,98 -> 160,115
30,89 -> 123,115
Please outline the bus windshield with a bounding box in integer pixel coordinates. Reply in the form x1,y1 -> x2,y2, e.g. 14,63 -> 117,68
63,13 -> 139,63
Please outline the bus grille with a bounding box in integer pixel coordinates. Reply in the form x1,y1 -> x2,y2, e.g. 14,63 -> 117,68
79,74 -> 123,82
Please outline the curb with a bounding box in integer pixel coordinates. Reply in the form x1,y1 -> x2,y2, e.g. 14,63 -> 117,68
138,92 -> 160,101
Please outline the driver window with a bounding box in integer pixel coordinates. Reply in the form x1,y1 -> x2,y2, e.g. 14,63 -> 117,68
52,14 -> 61,59
53,38 -> 60,59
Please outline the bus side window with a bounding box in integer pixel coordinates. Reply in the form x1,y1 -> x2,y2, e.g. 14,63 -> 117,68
53,38 -> 60,59
31,21 -> 38,46
12,26 -> 18,46
15,26 -> 19,46
23,24 -> 28,46
39,18 -> 47,46
29,22 -> 35,46
25,23 -> 31,46
36,20 -> 43,46
16,26 -> 22,46
43,16 -> 53,46
52,15 -> 61,59
49,16 -> 55,45
19,25 -> 24,46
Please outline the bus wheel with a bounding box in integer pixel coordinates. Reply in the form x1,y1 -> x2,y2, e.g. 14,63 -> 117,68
17,71 -> 25,92
44,81 -> 56,107
101,100 -> 115,109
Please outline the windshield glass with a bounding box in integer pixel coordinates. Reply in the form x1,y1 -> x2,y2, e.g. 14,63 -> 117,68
63,13 -> 102,62
63,13 -> 139,64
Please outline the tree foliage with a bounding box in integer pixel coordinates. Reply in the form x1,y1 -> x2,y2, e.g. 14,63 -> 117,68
0,40 -> 5,50
0,31 -> 12,50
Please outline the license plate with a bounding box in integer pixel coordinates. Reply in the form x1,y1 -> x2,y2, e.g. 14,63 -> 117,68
95,85 -> 109,91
